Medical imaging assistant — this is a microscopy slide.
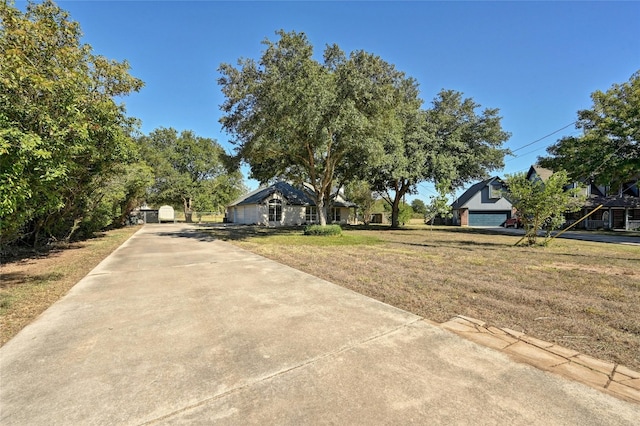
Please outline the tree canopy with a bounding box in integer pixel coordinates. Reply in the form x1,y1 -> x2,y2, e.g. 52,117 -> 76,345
0,0 -> 144,246
410,199 -> 427,215
218,30 -> 409,225
370,89 -> 510,227
139,128 -> 245,222
426,90 -> 511,188
219,31 -> 510,228
539,71 -> 640,188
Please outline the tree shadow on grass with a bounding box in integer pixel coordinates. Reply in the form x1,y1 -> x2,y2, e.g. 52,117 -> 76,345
397,240 -> 514,251
0,271 -> 65,289
154,224 -> 305,242
0,242 -> 85,264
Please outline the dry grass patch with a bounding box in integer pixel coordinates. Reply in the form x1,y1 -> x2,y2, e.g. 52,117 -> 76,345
212,225 -> 640,370
0,226 -> 141,346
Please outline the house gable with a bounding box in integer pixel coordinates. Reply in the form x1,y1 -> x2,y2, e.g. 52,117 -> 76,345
452,177 -> 511,210
526,165 -> 553,183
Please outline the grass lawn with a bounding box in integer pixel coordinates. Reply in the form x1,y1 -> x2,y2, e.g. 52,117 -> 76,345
208,224 -> 640,371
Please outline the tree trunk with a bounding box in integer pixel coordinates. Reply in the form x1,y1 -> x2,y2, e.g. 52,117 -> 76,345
317,197 -> 327,226
391,194 -> 401,228
184,197 -> 193,223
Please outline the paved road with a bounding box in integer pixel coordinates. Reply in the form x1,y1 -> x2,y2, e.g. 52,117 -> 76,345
1,224 -> 638,425
490,226 -> 640,245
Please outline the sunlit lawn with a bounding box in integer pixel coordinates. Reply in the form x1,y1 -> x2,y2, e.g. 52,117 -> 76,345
207,224 -> 640,371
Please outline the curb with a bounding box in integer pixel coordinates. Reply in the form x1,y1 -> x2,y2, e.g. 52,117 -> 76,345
440,315 -> 640,404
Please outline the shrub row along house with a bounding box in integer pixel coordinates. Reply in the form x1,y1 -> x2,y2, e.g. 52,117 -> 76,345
451,166 -> 640,231
225,182 -> 357,226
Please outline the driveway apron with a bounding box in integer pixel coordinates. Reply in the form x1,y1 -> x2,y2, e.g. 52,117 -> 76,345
1,224 -> 638,424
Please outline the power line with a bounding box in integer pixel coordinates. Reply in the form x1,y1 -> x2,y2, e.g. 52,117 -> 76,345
505,129 -> 582,164
511,121 -> 577,153
506,146 -> 548,161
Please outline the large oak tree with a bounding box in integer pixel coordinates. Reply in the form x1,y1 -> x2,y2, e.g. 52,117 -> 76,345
370,89 -> 510,227
218,30 -> 409,225
539,71 -> 639,188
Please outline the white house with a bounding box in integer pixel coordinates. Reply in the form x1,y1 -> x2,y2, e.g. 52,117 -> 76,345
226,181 -> 357,226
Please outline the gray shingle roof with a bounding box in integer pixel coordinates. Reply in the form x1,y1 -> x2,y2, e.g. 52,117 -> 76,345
230,181 -> 315,206
232,182 -> 315,206
229,181 -> 357,208
584,195 -> 640,208
451,177 -> 501,209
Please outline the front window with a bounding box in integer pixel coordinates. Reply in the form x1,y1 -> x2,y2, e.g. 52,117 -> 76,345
305,206 -> 317,223
268,199 -> 282,222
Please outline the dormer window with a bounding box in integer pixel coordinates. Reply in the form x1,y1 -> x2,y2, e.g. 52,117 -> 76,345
489,184 -> 502,199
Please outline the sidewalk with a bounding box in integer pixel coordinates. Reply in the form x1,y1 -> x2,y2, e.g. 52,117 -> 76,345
1,224 -> 638,425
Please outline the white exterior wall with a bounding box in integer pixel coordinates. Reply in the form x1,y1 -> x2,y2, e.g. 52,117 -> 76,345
227,196 -> 354,226
282,206 -> 305,226
334,207 -> 352,224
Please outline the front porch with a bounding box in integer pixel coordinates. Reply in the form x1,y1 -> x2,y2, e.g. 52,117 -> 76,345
575,206 -> 640,231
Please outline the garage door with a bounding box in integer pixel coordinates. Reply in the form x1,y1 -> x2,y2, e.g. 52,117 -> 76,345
468,211 -> 510,227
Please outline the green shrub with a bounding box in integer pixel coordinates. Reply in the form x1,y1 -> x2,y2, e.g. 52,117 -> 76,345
304,224 -> 342,236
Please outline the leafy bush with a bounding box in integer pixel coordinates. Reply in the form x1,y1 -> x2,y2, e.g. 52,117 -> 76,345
304,224 -> 342,236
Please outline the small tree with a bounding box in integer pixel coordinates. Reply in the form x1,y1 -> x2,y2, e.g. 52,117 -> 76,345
398,203 -> 414,226
411,199 -> 427,216
345,180 -> 379,225
425,183 -> 453,229
504,171 -> 585,245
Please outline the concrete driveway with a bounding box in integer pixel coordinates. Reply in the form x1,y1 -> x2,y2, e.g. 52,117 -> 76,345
1,224 -> 638,425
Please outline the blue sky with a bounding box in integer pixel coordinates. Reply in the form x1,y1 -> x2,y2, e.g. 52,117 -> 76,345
22,1 -> 640,202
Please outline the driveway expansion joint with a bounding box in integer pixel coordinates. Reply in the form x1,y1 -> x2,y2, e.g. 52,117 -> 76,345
141,317 -> 425,425
440,314 -> 640,404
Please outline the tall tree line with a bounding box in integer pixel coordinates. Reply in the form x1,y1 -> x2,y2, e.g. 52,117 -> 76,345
0,0 -> 147,247
0,1 -> 244,248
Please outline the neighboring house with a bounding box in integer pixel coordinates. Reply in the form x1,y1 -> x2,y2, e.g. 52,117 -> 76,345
226,181 -> 357,226
451,177 -> 514,226
567,177 -> 640,231
528,165 -> 640,231
525,164 -> 554,183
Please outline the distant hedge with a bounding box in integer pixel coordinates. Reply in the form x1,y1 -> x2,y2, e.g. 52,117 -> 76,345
304,224 -> 342,236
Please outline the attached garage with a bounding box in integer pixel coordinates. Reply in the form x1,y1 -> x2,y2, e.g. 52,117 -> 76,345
468,211 -> 511,227
451,177 -> 514,227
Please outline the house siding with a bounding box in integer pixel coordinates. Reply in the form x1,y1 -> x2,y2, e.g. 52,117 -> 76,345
464,187 -> 512,210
